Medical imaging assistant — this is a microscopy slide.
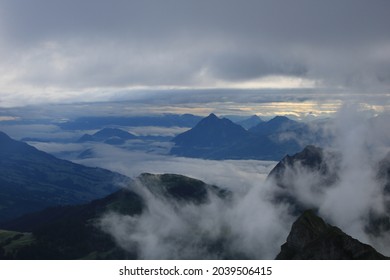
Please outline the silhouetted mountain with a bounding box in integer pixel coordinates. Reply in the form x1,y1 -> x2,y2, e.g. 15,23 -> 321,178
0,173 -> 228,259
237,115 -> 263,129
267,145 -> 340,214
137,173 -> 229,204
276,210 -> 388,259
173,114 -> 248,147
269,145 -> 390,250
250,116 -> 326,150
78,128 -> 137,143
0,131 -> 128,223
170,114 -> 307,160
249,116 -> 301,136
268,145 -> 336,184
171,113 -> 253,158
60,114 -> 203,130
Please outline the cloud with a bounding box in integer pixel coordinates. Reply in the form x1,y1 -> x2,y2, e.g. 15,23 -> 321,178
0,0 -> 389,107
268,105 -> 390,255
98,163 -> 291,259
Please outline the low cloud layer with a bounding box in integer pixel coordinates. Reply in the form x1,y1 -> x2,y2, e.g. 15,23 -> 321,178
94,106 -> 390,258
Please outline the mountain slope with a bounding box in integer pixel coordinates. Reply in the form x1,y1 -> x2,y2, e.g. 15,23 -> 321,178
0,189 -> 143,259
276,210 -> 388,259
0,131 -> 129,222
0,173 -> 228,259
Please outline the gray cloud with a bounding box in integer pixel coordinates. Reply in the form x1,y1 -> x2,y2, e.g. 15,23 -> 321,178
0,0 -> 389,108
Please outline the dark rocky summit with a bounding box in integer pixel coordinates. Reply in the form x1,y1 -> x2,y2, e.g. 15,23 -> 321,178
276,210 -> 388,260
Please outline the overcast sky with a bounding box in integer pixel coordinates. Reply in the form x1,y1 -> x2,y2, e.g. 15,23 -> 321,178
0,0 -> 389,109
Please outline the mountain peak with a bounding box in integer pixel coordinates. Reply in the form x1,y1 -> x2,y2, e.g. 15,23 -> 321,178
171,113 -> 250,158
200,113 -> 219,124
276,210 -> 388,259
207,113 -> 218,119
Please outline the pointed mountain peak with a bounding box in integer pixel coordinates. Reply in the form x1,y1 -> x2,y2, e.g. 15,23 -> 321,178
197,113 -> 223,126
276,210 -> 388,259
206,113 -> 218,119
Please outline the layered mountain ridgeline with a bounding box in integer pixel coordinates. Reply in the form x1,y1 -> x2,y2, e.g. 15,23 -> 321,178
59,114 -> 203,130
170,114 -> 326,161
0,131 -> 129,222
78,128 -> 137,145
277,210 -> 388,260
2,192 -> 385,259
0,173 -> 228,259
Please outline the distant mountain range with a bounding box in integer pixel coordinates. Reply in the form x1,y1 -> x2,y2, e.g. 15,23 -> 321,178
1,129 -> 388,259
170,113 -> 318,160
0,131 -> 128,223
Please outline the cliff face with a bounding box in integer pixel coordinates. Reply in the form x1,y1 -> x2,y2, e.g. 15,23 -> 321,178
276,210 -> 388,260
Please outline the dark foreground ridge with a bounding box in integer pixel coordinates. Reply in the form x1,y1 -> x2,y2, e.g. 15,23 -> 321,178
0,173 -> 228,259
276,210 -> 388,260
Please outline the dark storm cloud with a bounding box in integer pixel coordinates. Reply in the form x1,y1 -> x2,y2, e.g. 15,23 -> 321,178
0,0 -> 389,106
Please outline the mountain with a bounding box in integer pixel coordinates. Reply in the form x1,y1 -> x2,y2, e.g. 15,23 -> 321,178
0,173 -> 228,259
249,116 -> 326,149
78,128 -> 137,144
137,173 -> 229,204
276,210 -> 388,259
171,113 -> 252,158
0,131 -> 129,222
170,114 -> 306,160
1,169 -> 386,260
0,189 -> 143,259
269,145 -> 390,248
268,145 -> 338,185
267,145 -> 340,214
249,116 -> 302,136
173,113 -> 248,147
237,115 -> 263,130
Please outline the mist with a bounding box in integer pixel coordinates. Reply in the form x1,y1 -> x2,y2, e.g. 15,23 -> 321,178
94,105 -> 390,258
